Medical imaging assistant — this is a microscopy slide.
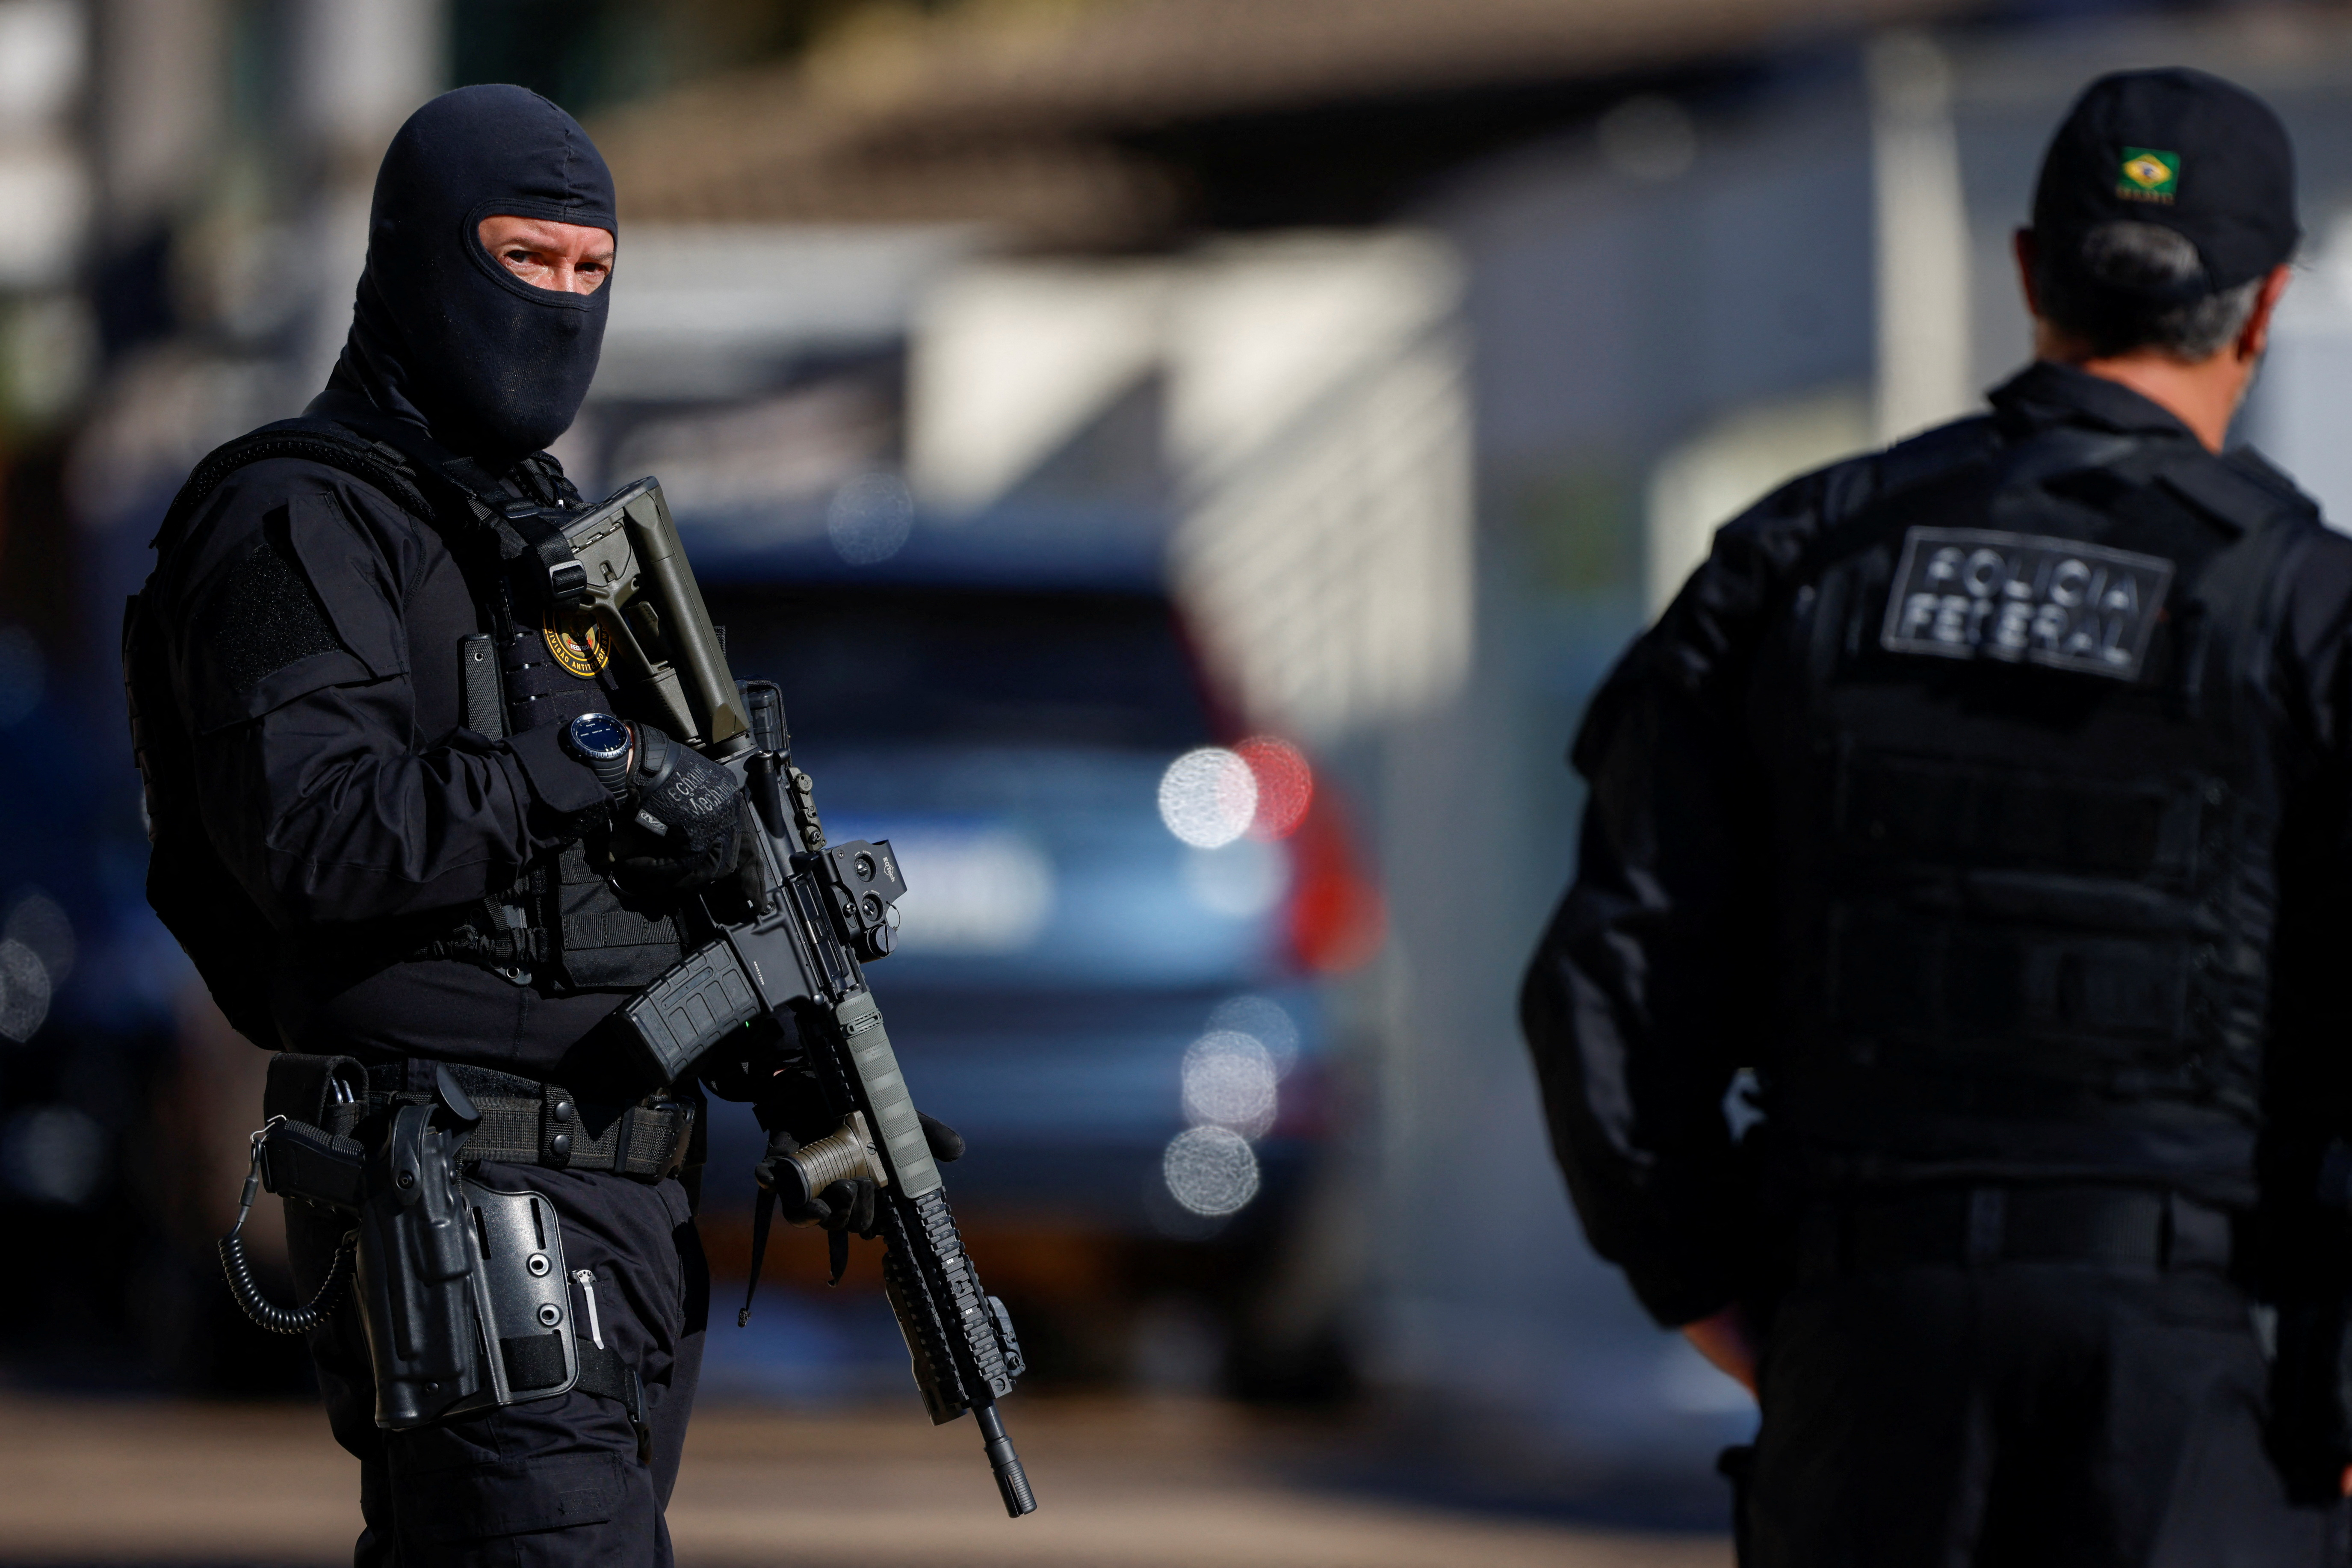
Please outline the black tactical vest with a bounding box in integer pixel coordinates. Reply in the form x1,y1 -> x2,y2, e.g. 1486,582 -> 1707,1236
127,419 -> 688,1043
1750,418 -> 2315,1193
490,607 -> 691,992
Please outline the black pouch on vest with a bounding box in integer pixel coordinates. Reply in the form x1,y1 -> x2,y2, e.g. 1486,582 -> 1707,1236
552,838 -> 689,989
263,1052 -> 366,1133
256,1054 -> 369,1211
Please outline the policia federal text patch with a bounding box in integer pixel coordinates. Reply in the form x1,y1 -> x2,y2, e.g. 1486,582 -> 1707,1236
1880,527 -> 2174,681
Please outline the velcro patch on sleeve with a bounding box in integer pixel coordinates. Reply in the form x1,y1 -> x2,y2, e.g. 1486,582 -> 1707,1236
196,531 -> 344,696
1879,527 -> 2173,681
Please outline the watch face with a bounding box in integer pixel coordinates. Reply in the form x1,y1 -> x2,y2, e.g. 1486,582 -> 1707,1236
568,712 -> 629,760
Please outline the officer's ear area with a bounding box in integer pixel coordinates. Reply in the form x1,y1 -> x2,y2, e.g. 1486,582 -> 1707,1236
2015,227 -> 2043,316
2239,262 -> 2295,365
180,491 -> 409,735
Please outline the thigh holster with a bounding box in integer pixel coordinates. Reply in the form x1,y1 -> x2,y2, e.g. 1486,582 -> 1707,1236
253,1054 -> 648,1447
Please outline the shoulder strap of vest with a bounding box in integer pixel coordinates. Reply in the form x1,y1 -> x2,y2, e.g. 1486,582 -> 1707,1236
2152,446 -> 2322,538
301,397 -> 591,609
1826,418 -> 2182,545
1817,415 -> 2005,536
151,418 -> 434,552
1876,414 -> 2006,498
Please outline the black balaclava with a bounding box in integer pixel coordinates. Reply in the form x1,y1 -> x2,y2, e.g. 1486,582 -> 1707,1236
326,84 -> 616,463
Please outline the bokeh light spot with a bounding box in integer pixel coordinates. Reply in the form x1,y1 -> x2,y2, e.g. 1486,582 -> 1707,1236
1182,1030 -> 1278,1139
827,472 -> 915,565
0,938 -> 50,1042
1161,1125 -> 1261,1217
4,889 -> 72,986
1206,994 -> 1301,1078
1236,735 -> 1312,839
1157,747 -> 1257,848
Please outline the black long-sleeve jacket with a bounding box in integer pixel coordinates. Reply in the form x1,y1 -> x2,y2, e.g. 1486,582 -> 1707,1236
1522,362 -> 2352,1327
143,443 -> 620,1072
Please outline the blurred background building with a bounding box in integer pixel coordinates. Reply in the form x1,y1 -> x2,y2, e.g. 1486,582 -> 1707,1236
13,0 -> 2352,1523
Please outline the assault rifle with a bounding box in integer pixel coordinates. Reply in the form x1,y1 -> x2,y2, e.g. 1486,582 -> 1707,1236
545,478 -> 1036,1517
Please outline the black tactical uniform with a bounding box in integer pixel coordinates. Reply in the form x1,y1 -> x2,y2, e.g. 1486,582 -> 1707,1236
1524,72 -> 2352,1567
128,88 -> 715,1565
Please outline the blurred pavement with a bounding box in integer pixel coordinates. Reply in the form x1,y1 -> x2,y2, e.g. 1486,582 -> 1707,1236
0,1391 -> 1729,1568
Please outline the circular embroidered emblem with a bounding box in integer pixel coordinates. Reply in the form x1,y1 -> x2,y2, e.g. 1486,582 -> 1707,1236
544,611 -> 610,679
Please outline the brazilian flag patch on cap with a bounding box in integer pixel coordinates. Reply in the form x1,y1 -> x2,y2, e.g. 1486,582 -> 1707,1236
2118,147 -> 2179,202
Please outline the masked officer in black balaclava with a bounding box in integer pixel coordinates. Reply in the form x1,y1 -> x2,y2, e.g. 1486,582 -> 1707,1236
1524,69 -> 2352,1564
123,85 -> 773,1565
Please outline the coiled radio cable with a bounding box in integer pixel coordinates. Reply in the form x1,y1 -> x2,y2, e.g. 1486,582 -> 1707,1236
219,1116 -> 356,1335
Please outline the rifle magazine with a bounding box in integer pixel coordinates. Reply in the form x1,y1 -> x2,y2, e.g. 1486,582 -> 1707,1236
619,938 -> 761,1081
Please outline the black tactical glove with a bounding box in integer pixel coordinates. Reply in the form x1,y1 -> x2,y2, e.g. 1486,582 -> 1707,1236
918,1110 -> 966,1163
752,1111 -> 966,1235
753,1128 -> 874,1234
611,723 -> 746,891
697,1011 -> 806,1103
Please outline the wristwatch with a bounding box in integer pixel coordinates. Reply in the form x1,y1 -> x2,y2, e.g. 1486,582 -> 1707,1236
561,712 -> 634,800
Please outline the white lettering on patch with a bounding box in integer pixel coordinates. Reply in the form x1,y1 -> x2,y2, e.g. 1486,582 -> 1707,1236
1879,527 -> 2173,681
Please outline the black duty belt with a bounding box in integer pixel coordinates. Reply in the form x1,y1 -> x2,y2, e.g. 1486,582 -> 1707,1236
1798,1184 -> 2234,1279
365,1061 -> 693,1179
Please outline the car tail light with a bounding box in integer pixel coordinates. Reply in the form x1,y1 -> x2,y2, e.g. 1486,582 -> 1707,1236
1229,736 -> 1382,974
1236,736 -> 1312,839
1284,791 -> 1383,974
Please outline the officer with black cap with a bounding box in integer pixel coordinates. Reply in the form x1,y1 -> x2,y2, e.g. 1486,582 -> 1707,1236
122,85 -> 941,1564
1523,68 -> 2352,1562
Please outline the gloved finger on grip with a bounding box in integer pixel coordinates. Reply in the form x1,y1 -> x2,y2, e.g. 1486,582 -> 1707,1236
856,1184 -> 878,1238
818,1178 -> 877,1237
751,1128 -> 801,1190
827,1227 -> 850,1285
918,1110 -> 966,1163
613,724 -> 746,892
628,722 -> 676,788
759,1131 -> 845,1228
612,820 -> 741,891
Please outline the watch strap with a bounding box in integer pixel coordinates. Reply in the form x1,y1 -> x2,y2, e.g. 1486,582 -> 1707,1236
587,746 -> 632,800
563,715 -> 635,801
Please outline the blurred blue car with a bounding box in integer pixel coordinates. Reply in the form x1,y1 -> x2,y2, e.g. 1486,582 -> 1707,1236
693,572 -> 1379,1253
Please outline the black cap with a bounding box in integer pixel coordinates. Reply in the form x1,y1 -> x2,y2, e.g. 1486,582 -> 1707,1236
2032,68 -> 2299,299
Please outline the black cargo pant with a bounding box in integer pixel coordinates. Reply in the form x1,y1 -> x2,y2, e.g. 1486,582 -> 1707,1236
1746,1202 -> 2344,1567
286,1160 -> 709,1567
